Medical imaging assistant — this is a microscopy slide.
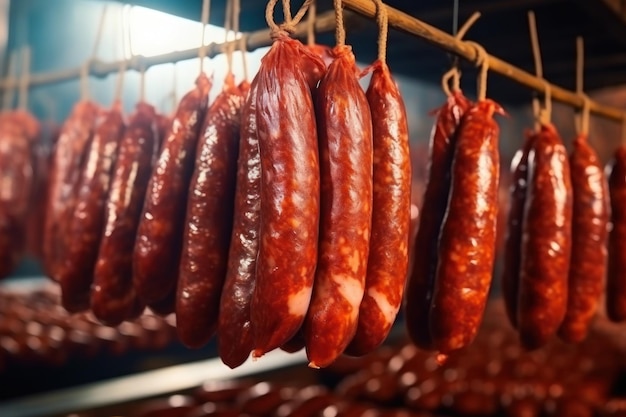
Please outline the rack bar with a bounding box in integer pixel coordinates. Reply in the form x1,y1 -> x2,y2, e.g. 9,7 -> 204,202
342,0 -> 626,122
0,10 -> 339,90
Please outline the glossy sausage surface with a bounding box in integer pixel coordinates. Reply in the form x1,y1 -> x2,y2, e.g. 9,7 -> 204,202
250,36 -> 325,357
304,45 -> 373,368
429,100 -> 502,353
404,91 -> 471,350
133,74 -> 211,307
346,59 -> 410,356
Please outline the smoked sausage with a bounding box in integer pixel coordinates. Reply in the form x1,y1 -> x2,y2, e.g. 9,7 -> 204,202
0,114 -> 36,278
558,134 -> 608,342
218,79 -> 259,368
304,45 -> 373,368
176,74 -> 246,348
133,73 -> 211,307
404,91 -> 471,350
428,99 -> 502,353
250,35 -> 325,357
43,101 -> 99,281
501,133 -> 536,329
59,102 -> 125,313
606,146 -> 626,322
517,123 -> 572,349
90,102 -> 158,325
345,59 -> 410,356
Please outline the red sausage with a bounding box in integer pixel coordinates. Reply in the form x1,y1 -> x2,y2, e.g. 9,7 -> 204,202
429,99 -> 502,353
558,134 -> 608,342
304,45 -> 373,368
43,101 -> 99,281
404,91 -> 471,350
606,146 -> 626,322
58,102 -> 125,313
518,123 -> 572,349
90,102 -> 158,325
345,59 -> 410,356
251,35 -> 325,357
133,73 -> 211,307
501,132 -> 536,329
176,74 -> 246,348
0,115 -> 35,278
218,79 -> 259,368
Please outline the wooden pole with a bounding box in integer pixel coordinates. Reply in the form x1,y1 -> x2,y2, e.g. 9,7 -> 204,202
343,0 -> 625,123
0,9 -> 339,91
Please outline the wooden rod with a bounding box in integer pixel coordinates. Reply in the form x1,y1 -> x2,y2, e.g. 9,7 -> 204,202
343,0 -> 626,123
0,9 -> 339,90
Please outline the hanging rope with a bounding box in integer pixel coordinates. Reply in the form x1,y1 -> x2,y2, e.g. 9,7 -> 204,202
224,0 -> 234,75
199,0 -> 211,73
2,50 -> 18,110
574,36 -> 590,137
334,0 -> 346,46
440,12 -> 481,96
307,1 -> 316,46
18,46 -> 31,110
464,41 -> 489,101
371,0 -> 388,62
527,10 -> 550,128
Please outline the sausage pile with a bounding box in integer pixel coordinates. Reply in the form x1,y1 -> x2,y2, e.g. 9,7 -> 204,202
47,302 -> 626,417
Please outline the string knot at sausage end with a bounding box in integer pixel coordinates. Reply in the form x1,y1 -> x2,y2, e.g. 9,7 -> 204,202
308,361 -> 321,369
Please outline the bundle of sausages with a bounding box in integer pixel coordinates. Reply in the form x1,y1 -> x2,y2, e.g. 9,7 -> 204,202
405,90 -> 504,355
499,118 -> 615,350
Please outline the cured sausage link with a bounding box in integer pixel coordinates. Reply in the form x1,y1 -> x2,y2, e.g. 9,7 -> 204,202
606,146 -> 626,322
43,101 -> 99,281
429,99 -> 502,353
219,80 -> 259,369
59,103 -> 125,313
251,35 -> 325,357
345,59 -> 410,356
91,102 -> 158,325
176,76 -> 246,348
133,74 -> 211,307
501,133 -> 536,329
304,45 -> 373,368
558,134 -> 608,342
404,91 -> 470,350
518,123 -> 572,349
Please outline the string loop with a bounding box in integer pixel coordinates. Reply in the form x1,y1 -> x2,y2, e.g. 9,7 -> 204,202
440,12 -> 481,96
266,0 -> 315,39
465,40 -> 489,101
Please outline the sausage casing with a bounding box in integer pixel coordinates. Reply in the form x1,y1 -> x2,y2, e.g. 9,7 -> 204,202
176,75 -> 246,348
251,36 -> 325,357
91,102 -> 158,325
345,60 -> 410,356
218,79 -> 259,369
304,45 -> 373,368
501,132 -> 536,329
558,134 -> 608,341
133,74 -> 211,307
606,146 -> 626,321
43,101 -> 99,281
59,102 -> 125,313
518,123 -> 572,349
429,100 -> 502,353
404,91 -> 470,350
